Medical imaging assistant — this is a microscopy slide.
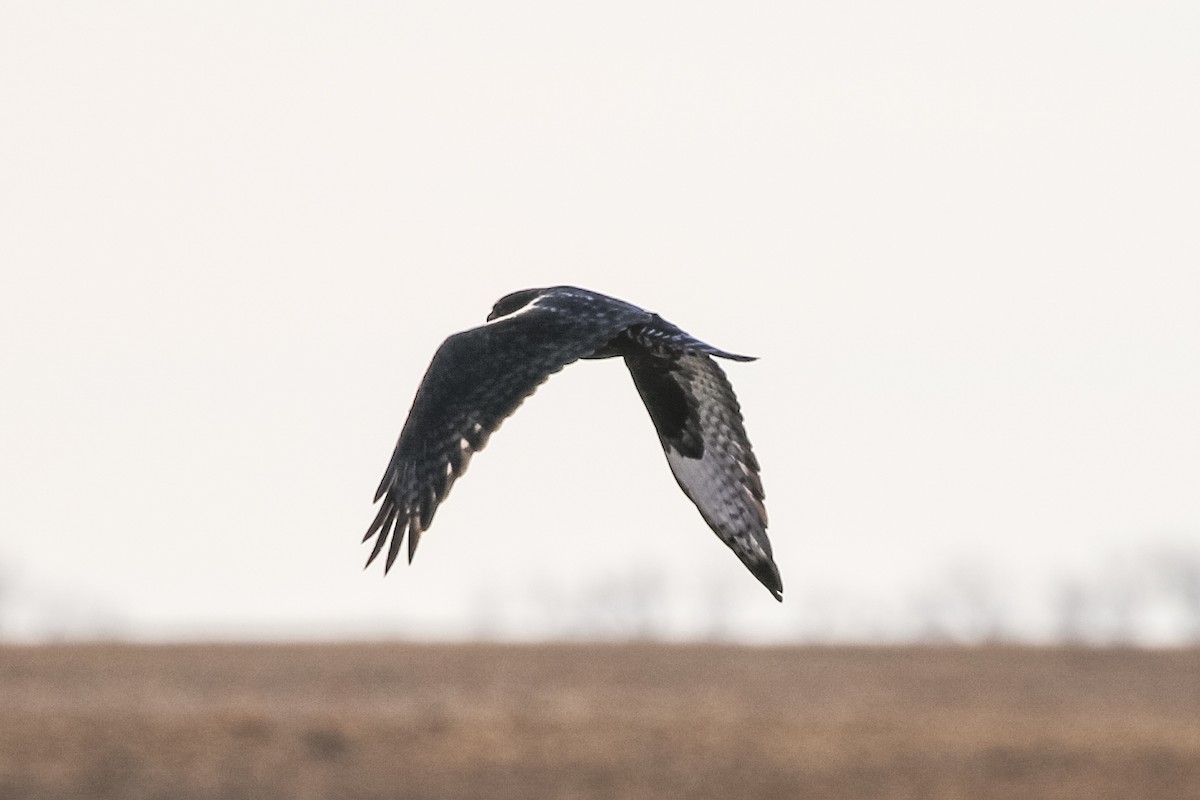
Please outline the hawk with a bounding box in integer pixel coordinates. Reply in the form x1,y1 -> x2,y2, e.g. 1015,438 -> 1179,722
363,286 -> 782,600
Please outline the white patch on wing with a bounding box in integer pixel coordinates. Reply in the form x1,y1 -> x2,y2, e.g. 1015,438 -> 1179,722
485,295 -> 542,325
664,445 -> 768,561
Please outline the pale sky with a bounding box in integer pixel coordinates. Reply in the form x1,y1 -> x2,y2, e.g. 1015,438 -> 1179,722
2,2 -> 1198,642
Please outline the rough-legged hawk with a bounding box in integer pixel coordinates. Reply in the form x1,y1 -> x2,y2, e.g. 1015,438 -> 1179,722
364,286 -> 782,600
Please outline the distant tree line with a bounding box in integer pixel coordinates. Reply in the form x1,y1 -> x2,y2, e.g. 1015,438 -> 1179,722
3,544 -> 1199,644
483,543 -> 1200,645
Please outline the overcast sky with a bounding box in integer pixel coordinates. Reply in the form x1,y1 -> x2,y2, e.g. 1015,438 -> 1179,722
2,2 -> 1198,642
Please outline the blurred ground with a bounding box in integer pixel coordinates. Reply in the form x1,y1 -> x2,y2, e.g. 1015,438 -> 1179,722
1,643 -> 1197,800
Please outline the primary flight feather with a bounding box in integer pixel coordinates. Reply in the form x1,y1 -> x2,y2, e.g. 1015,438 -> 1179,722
363,286 -> 782,600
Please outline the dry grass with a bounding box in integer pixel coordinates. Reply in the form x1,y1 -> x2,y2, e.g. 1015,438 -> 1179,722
1,643 -> 1197,799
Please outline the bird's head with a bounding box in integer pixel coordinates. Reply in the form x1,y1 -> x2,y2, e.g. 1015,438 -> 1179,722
487,288 -> 544,322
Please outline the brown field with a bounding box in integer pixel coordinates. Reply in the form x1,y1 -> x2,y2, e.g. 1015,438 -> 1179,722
0,643 -> 1197,800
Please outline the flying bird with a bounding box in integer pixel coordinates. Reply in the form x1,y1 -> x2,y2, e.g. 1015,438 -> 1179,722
363,286 -> 782,600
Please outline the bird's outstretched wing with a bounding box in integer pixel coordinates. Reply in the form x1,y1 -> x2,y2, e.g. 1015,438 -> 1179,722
623,347 -> 782,600
365,288 -> 649,571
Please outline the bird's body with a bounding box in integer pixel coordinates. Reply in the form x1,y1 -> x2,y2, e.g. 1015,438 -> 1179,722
364,286 -> 782,600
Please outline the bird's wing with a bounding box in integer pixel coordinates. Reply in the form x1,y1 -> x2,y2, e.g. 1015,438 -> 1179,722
623,349 -> 782,600
365,289 -> 649,571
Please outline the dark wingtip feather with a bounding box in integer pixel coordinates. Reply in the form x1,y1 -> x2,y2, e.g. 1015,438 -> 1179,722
373,470 -> 393,502
364,524 -> 389,570
699,346 -> 757,362
362,502 -> 389,543
384,524 -> 405,572
691,337 -> 757,362
408,526 -> 422,564
752,558 -> 784,602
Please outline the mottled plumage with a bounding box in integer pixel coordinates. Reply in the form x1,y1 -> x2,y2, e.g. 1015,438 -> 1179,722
364,286 -> 782,600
